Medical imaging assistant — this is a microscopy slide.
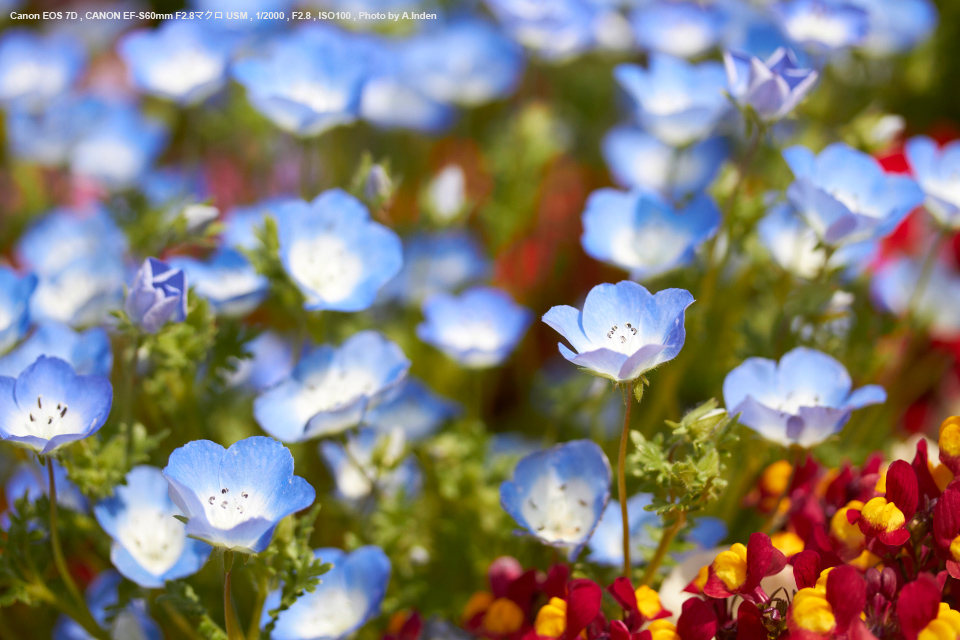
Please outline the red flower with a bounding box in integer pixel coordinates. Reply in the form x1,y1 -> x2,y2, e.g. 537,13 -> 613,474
787,565 -> 866,638
607,577 -> 671,631
896,574 -> 960,640
703,533 -> 787,603
933,487 -> 960,578
529,578 -> 603,640
847,460 -> 918,546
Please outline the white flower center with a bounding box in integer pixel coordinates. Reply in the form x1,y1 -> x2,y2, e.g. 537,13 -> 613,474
32,269 -> 113,324
72,137 -> 143,185
116,508 -> 186,576
288,587 -> 369,638
785,10 -> 852,48
772,390 -> 823,414
519,474 -> 598,544
297,367 -> 378,418
146,48 -> 222,99
611,223 -> 689,272
202,485 -> 262,531
601,320 -> 645,355
0,59 -> 67,100
9,394 -> 82,442
428,165 -> 466,220
286,80 -> 350,113
288,234 -> 364,304
925,174 -> 960,208
643,89 -> 693,115
194,269 -> 262,302
0,305 -> 12,332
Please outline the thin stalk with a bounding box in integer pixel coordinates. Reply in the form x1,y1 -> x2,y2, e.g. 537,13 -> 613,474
618,385 -> 635,577
47,458 -> 84,607
641,510 -> 687,586
163,601 -> 206,640
224,553 -> 244,640
247,572 -> 269,640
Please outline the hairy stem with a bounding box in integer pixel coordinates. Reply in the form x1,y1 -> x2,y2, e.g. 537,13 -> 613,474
247,572 -> 269,640
618,385 -> 635,577
224,553 -> 244,640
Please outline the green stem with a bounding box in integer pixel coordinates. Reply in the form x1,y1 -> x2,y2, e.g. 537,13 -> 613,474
28,574 -> 108,640
224,553 -> 244,640
163,601 -> 206,640
247,572 -> 269,640
47,458 -> 84,607
641,510 -> 686,587
618,387 -> 633,578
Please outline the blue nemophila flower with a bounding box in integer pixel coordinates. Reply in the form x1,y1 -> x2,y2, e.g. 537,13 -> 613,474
381,230 -> 491,306
602,126 -> 728,200
53,570 -> 162,640
221,197 -> 292,251
500,439 -> 611,559
169,250 -> 267,318
254,331 -> 410,442
31,256 -> 126,328
125,258 -> 188,334
630,1 -> 724,59
232,25 -> 369,137
225,331 -> 295,393
773,0 -> 868,53
587,493 -> 657,567
847,0 -> 937,56
0,356 -> 113,454
119,20 -> 236,105
5,93 -> 105,165
0,266 -> 37,353
4,459 -> 87,524
94,465 -> 211,588
783,143 -> 924,246
484,0 -> 601,62
17,207 -> 127,276
364,378 -> 460,442
581,189 -> 721,280
905,136 -> 960,229
260,546 -> 390,640
320,428 -> 422,502
0,30 -> 85,108
417,286 -> 533,369
162,436 -> 315,554
723,347 -> 886,448
615,54 -> 729,146
724,48 -> 818,122
871,258 -> 960,339
276,189 -> 403,312
0,323 -> 111,378
543,280 -> 694,382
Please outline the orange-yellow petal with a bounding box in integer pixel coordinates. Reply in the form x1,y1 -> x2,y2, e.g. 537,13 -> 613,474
463,592 -> 494,624
483,598 -> 525,635
634,586 -> 663,619
648,620 -> 680,640
830,501 -> 866,548
860,496 -> 905,533
535,598 -> 567,638
771,531 -> 805,557
792,587 -> 835,634
713,543 -> 748,591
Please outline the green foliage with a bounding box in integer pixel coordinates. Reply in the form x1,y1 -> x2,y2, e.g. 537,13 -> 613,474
59,423 -> 166,501
160,580 -> 228,640
0,496 -> 49,607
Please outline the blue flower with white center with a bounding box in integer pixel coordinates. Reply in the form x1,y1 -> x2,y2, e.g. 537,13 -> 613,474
380,230 -> 491,306
500,439 -> 611,559
871,258 -> 960,339
30,256 -> 126,328
0,267 -> 36,354
614,55 -> 730,147
581,189 -> 721,280
587,493 -> 657,567
0,356 -> 113,454
724,47 -> 819,122
484,0 -> 600,62
118,20 -> 236,105
5,93 -> 104,165
721,0 -> 801,61
17,207 -> 127,277
364,378 -> 460,442
162,436 -> 315,554
225,331 -> 295,393
417,286 -> 533,369
260,546 -> 390,640
276,189 -> 403,312
168,250 -> 267,318
773,0 -> 869,53
94,466 -> 211,588
905,136 -> 960,230
0,30 -> 85,108
320,428 -> 422,502
53,570 -> 162,640
542,280 -> 694,382
723,347 -> 886,448
4,459 -> 87,522
232,25 -> 370,137
254,331 -> 410,442
630,1 -> 725,59
847,0 -> 937,56
783,143 -> 924,246
602,126 -> 728,200
125,258 -> 188,334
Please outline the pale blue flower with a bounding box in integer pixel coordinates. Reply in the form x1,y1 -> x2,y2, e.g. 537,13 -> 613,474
4,459 -> 87,522
94,466 -> 211,588
260,546 -> 390,640
723,347 -> 886,448
125,258 -> 188,334
417,286 -> 533,368
221,198 -> 292,251
225,331 -> 295,392
364,378 -> 460,442
168,250 -> 268,317
615,54 -> 729,146
380,230 -> 491,306
542,280 -> 694,382
871,258 -> 960,339
630,1 -> 725,59
847,0 -> 937,56
254,331 -> 410,442
30,256 -> 126,328
500,439 -> 611,559
53,571 -> 161,640
773,0 -> 869,53
581,189 -> 720,280
0,356 -> 113,454
0,323 -> 112,378
724,47 -> 818,121
783,142 -> 924,246
0,266 -> 37,353
320,428 -> 422,502
0,30 -> 85,108
17,207 -> 127,277
276,190 -> 403,312
5,93 -> 104,165
484,0 -> 601,61
905,136 -> 960,229
602,126 -> 728,200
162,436 -> 315,554
587,493 -> 657,567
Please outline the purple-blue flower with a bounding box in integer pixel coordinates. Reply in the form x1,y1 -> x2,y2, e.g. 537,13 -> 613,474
0,266 -> 36,353
484,0 -> 601,62
125,258 -> 188,334
724,47 -> 818,122
904,136 -> 960,229
542,281 -> 694,382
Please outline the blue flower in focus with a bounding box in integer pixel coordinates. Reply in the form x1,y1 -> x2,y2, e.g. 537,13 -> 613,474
125,258 -> 188,334
162,436 -> 315,554
0,267 -> 36,353
119,20 -> 236,105
587,493 -> 657,567
500,439 -> 611,559
723,347 -> 886,448
168,250 -> 267,317
602,126 -> 728,200
254,331 -> 410,442
542,280 -> 694,382
615,55 -> 729,146
0,356 -> 113,454
905,136 -> 960,229
783,143 -> 924,246
847,0 -> 937,56
260,546 -> 390,640
484,0 -> 601,61
418,286 -> 533,369
0,30 -> 85,108
320,428 -> 422,502
630,1 -> 725,59
581,189 -> 720,280
54,571 -> 162,640
276,190 -> 402,312
232,25 -> 369,137
773,0 -> 868,53
364,378 -> 460,442
94,466 -> 211,588
724,48 -> 818,122
4,459 -> 87,524
871,258 -> 960,339
225,331 -> 295,392
380,230 -> 491,306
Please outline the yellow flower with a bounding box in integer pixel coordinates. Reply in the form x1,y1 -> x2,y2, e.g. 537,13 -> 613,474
462,592 -> 494,625
535,598 -> 567,638
830,501 -> 866,548
939,417 -> 960,459
713,543 -> 748,590
791,586 -> 835,635
648,620 -> 680,640
771,531 -> 805,557
860,496 -> 905,533
919,603 -> 960,640
483,598 -> 525,635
